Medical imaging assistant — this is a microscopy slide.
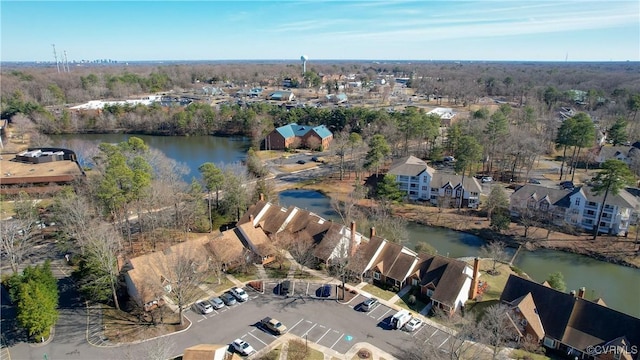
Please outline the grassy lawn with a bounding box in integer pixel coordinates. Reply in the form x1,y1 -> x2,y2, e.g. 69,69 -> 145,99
287,339 -> 324,360
470,261 -> 514,302
102,304 -> 187,343
361,284 -> 397,301
256,345 -> 281,360
0,201 -> 16,219
229,267 -> 257,283
464,262 -> 514,318
292,269 -> 321,280
204,276 -> 234,294
277,162 -> 319,173
511,350 -> 551,360
395,292 -> 429,314
265,259 -> 291,279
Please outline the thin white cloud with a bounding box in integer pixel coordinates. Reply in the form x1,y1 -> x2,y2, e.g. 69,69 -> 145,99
294,2 -> 638,42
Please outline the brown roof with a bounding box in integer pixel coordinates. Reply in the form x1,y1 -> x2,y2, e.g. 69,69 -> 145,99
313,223 -> 344,262
236,222 -> 272,256
385,250 -> 419,284
348,235 -> 386,274
183,344 -> 228,360
511,293 -> 545,340
259,205 -> 296,234
207,230 -> 246,266
238,201 -> 269,225
370,241 -> 403,278
125,235 -> 211,304
416,253 -> 469,307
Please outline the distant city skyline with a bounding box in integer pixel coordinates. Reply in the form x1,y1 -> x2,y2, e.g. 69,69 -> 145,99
1,1 -> 639,62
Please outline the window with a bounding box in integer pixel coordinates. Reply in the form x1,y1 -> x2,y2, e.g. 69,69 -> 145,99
456,189 -> 462,197
543,337 -> 556,348
373,272 -> 381,280
411,278 -> 418,286
575,198 -> 580,206
540,202 -> 549,211
426,289 -> 434,297
445,188 -> 452,196
588,201 -> 597,207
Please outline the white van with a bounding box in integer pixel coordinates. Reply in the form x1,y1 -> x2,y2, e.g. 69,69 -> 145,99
390,309 -> 412,330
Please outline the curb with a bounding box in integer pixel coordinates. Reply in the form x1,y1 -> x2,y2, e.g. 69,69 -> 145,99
27,326 -> 54,348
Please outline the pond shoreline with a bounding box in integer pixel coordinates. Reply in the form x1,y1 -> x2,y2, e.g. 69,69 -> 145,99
293,180 -> 640,270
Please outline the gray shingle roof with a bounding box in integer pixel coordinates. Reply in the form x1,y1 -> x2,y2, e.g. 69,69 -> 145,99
388,156 -> 435,177
430,174 -> 482,193
501,274 -> 640,358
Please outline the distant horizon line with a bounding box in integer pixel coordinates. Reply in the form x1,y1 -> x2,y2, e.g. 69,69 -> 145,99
2,58 -> 639,64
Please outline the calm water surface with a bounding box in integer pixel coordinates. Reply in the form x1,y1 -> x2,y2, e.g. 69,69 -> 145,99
49,134 -> 250,181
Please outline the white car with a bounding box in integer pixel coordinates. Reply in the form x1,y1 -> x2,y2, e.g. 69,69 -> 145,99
231,338 -> 255,356
404,317 -> 423,332
481,176 -> 493,183
230,287 -> 249,302
193,300 -> 213,314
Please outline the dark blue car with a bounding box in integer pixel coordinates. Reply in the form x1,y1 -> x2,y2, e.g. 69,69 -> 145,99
320,284 -> 332,297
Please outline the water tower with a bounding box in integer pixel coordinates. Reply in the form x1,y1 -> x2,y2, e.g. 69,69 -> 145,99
301,55 -> 308,75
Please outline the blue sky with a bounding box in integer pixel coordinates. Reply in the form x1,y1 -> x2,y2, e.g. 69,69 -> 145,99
1,1 -> 639,62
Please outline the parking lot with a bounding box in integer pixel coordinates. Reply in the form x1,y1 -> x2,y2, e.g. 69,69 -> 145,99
183,283 -> 457,358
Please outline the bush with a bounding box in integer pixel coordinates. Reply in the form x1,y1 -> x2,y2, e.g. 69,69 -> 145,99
408,294 -> 416,305
510,265 -> 524,276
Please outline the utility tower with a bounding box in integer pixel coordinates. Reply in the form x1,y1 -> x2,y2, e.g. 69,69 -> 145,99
52,44 -> 60,73
63,50 -> 70,72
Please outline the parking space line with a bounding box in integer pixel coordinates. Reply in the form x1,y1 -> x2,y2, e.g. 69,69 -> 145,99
316,328 -> 332,343
302,323 -> 317,337
412,324 -> 426,337
423,328 -> 437,343
306,283 -> 310,295
439,335 -> 450,348
247,331 -> 268,346
377,308 -> 391,321
289,318 -> 305,332
330,333 -> 345,349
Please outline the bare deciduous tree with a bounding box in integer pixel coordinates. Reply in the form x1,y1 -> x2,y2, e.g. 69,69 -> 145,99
479,241 -> 509,275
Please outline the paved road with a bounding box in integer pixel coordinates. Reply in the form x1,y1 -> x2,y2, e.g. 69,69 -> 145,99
5,279 -> 453,359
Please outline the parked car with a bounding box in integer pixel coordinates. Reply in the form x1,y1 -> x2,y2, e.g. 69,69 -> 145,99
260,317 -> 288,335
528,178 -> 541,184
481,176 -> 493,183
320,284 -> 332,297
443,156 -> 455,162
390,309 -> 412,330
311,156 -> 319,162
230,286 -> 249,302
231,338 -> 255,356
404,317 -> 423,332
297,160 -> 306,165
560,181 -> 574,189
280,280 -> 292,296
208,296 -> 225,310
220,292 -> 237,306
361,297 -> 379,312
193,300 -> 213,314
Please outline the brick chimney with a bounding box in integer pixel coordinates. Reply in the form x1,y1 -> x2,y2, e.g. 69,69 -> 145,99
350,221 -> 357,256
249,214 -> 254,226
578,287 -> 586,298
370,227 -> 376,239
259,193 -> 265,202
469,257 -> 480,300
570,290 -> 576,296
